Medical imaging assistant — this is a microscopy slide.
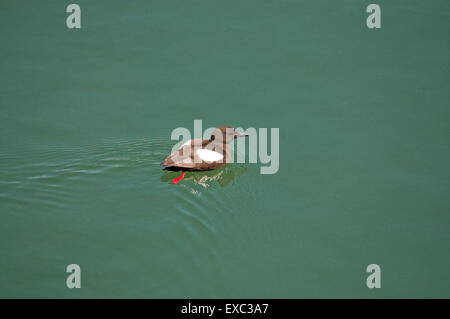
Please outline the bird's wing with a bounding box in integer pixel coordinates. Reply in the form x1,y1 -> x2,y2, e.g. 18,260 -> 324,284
162,139 -> 206,169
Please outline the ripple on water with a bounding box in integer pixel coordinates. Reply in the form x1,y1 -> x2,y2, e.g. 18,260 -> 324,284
0,137 -> 172,210
1,136 -> 260,288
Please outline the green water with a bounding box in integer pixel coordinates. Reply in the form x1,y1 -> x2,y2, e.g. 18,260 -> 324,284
1,0 -> 449,298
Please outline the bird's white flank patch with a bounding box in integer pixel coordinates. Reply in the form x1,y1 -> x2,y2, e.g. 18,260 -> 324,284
196,149 -> 223,162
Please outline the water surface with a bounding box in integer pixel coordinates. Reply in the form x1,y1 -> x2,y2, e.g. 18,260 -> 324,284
0,0 -> 449,298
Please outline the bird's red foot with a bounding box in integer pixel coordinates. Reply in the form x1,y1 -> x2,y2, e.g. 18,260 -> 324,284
172,171 -> 186,184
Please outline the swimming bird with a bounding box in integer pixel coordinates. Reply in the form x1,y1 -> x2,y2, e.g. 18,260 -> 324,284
161,126 -> 248,183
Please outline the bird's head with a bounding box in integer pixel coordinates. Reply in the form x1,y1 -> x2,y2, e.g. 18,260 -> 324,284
210,126 -> 248,143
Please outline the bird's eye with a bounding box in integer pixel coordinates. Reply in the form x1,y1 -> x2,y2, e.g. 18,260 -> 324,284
210,135 -> 215,141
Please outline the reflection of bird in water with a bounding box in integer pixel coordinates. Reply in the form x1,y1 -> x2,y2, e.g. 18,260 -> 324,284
161,126 -> 248,184
183,170 -> 224,188
160,164 -> 248,188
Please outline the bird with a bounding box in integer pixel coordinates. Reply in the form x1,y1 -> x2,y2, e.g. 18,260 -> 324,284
161,126 -> 248,184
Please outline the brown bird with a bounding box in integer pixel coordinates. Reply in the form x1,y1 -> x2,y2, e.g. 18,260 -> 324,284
161,126 -> 248,183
